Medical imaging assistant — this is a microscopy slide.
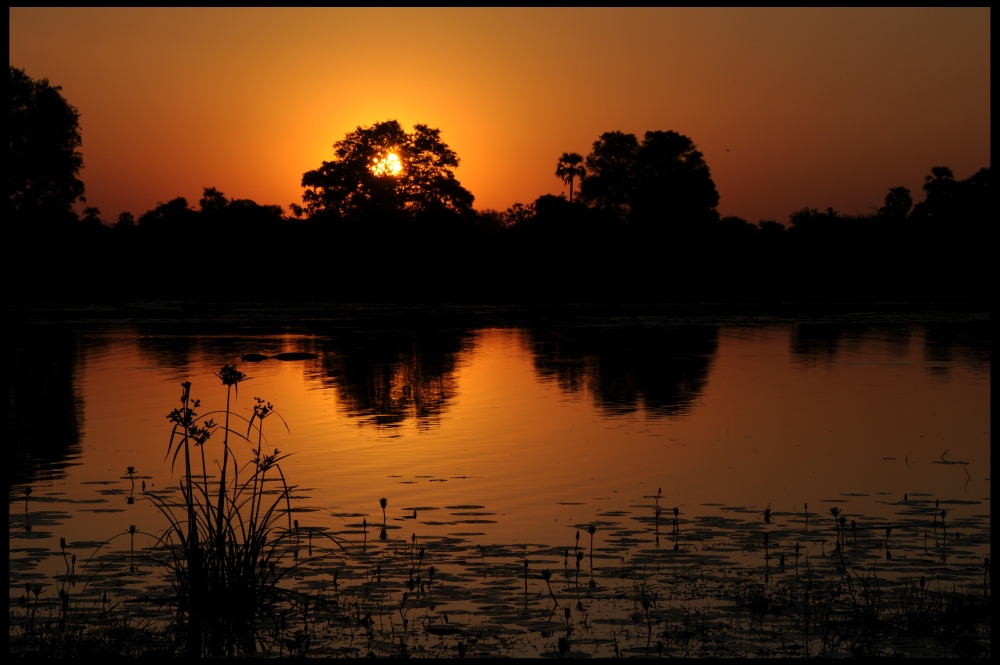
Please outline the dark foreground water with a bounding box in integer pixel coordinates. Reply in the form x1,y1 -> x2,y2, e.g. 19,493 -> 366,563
9,310 -> 991,656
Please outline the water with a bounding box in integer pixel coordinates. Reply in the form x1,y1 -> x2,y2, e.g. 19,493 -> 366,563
9,312 -> 991,656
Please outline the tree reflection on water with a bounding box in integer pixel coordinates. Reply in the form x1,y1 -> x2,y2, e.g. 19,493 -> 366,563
8,327 -> 85,484
307,326 -> 476,429
528,324 -> 718,417
6,315 -> 990,483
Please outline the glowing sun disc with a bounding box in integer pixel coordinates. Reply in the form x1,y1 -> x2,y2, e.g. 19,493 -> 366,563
372,152 -> 403,176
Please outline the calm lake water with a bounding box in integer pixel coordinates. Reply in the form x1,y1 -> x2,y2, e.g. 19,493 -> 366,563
9,311 -> 991,655
11,313 -> 989,543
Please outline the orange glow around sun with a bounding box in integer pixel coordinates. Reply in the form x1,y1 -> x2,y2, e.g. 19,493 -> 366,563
371,153 -> 403,177
7,8 -> 990,223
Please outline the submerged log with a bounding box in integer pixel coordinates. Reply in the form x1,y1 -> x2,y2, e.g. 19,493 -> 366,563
272,352 -> 319,361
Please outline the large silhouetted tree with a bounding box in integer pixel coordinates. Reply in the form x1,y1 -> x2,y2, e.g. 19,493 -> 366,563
578,131 -> 639,213
301,120 -> 474,220
914,167 -> 958,221
911,166 -> 992,245
577,129 -> 718,229
555,152 -> 586,203
631,130 -> 719,227
9,67 -> 84,220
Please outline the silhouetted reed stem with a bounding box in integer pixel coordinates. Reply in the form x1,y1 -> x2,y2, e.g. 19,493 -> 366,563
178,382 -> 204,657
541,569 -> 558,606
214,374 -> 237,564
249,424 -> 263,541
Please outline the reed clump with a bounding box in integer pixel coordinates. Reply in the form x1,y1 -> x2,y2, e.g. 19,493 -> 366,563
138,366 -> 340,656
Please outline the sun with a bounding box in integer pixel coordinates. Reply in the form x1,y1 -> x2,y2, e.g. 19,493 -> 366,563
371,152 -> 403,177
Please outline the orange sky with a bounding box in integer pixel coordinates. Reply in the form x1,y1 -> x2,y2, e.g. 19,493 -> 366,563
9,8 -> 991,224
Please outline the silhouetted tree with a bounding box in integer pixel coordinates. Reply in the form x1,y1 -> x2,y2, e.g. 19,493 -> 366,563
191,186 -> 286,241
472,209 -> 508,235
878,186 -> 913,220
138,197 -> 198,231
579,131 -> 639,213
301,120 -> 474,220
225,198 -> 284,226
9,67 -> 84,220
82,206 -> 103,226
788,206 -> 839,235
716,216 -> 758,242
913,167 -> 957,222
555,152 -> 586,203
963,167 -> 992,211
199,186 -> 228,216
578,130 -> 719,231
912,166 -> 992,229
631,130 -> 719,228
114,211 -> 135,231
531,194 -> 578,229
502,202 -> 535,227
758,220 -> 787,238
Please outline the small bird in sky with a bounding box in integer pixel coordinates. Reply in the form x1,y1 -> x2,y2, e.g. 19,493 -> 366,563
725,147 -> 731,152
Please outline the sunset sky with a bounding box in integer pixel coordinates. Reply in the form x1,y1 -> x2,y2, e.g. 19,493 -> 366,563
9,7 -> 991,224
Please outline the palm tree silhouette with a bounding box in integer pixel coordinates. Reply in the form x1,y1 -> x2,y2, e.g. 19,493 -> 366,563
555,152 -> 586,203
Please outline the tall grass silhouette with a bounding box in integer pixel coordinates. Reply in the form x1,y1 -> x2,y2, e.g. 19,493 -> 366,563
137,366 -> 342,656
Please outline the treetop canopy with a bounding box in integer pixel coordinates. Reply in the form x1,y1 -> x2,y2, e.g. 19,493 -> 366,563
301,120 -> 475,220
9,66 -> 85,220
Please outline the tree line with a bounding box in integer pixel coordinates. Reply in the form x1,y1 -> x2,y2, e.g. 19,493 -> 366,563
8,67 -> 991,303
